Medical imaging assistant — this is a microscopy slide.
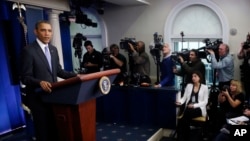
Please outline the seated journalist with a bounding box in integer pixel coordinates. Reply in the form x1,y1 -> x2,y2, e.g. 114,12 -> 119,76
175,71 -> 209,141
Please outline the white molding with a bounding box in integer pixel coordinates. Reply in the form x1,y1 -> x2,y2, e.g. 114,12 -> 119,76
7,0 -> 70,11
164,0 -> 229,46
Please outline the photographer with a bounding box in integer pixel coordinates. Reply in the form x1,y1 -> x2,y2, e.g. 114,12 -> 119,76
207,43 -> 234,90
128,41 -> 150,76
238,40 -> 250,103
81,40 -> 103,74
173,49 -> 206,86
104,44 -> 127,84
213,80 -> 245,138
154,43 -> 175,87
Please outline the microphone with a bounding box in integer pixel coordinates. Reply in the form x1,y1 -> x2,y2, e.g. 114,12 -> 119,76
180,31 -> 184,37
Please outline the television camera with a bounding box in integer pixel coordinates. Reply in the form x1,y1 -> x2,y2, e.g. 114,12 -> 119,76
171,38 -> 222,63
149,32 -> 164,84
149,32 -> 164,58
171,49 -> 190,63
119,37 -> 137,51
73,33 -> 87,58
202,38 -> 223,51
101,47 -> 112,69
72,33 -> 87,73
243,33 -> 250,49
202,38 -> 223,61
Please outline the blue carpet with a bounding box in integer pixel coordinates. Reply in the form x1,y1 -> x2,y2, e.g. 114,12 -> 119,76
0,123 -> 158,141
96,122 -> 158,141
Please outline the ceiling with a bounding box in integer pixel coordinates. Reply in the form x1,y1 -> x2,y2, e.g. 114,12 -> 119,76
103,0 -> 150,6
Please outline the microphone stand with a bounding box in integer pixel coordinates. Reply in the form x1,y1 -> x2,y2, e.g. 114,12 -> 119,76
155,51 -> 161,84
180,31 -> 185,97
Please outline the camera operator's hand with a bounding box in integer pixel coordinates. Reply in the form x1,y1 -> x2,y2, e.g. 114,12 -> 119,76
128,42 -> 136,52
110,54 -> 123,67
110,54 -> 115,59
178,56 -> 184,64
206,49 -> 214,55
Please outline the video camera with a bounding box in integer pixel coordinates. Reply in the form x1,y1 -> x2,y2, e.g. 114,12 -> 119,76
150,32 -> 164,58
102,47 -> 111,69
119,37 -> 137,51
243,33 -> 250,49
202,38 -> 223,51
201,38 -> 223,61
171,49 -> 190,63
72,33 -> 87,59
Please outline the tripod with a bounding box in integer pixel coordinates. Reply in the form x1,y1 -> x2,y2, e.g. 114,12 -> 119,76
153,50 -> 161,85
74,47 -> 84,74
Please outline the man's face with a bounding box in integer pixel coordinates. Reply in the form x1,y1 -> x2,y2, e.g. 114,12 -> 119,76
136,42 -> 144,52
34,23 -> 52,44
218,44 -> 227,57
189,51 -> 197,62
111,47 -> 119,55
162,43 -> 170,55
85,45 -> 94,54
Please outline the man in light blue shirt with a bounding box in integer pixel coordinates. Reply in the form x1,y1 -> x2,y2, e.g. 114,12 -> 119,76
207,43 -> 234,90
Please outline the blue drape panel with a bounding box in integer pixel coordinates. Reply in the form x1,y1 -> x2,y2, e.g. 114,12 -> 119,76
60,21 -> 74,71
0,1 -> 25,135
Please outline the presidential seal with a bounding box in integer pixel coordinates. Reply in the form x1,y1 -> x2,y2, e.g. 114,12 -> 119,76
99,76 -> 111,95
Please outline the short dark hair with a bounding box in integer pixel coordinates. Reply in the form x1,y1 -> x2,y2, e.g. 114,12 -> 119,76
84,40 -> 93,47
110,44 -> 119,50
35,20 -> 50,29
190,49 -> 199,57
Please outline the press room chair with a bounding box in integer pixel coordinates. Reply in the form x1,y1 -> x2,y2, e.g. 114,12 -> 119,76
190,115 -> 208,140
171,109 -> 208,141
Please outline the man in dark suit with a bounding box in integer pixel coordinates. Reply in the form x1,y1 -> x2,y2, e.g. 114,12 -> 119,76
20,20 -> 77,141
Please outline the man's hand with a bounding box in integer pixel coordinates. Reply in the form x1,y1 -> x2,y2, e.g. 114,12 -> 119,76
128,43 -> 136,52
110,54 -> 115,59
40,81 -> 52,93
206,49 -> 214,55
178,56 -> 184,64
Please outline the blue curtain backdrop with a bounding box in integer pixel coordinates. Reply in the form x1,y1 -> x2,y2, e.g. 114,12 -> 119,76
0,1 -> 26,135
60,19 -> 74,71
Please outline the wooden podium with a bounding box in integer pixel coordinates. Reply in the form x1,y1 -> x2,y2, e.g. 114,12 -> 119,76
42,69 -> 120,141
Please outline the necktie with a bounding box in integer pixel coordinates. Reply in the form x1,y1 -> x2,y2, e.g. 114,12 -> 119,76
45,46 -> 52,71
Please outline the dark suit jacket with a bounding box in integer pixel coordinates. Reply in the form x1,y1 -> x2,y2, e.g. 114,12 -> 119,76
20,41 -> 76,103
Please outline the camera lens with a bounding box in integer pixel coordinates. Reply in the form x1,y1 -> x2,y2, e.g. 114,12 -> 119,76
222,85 -> 229,91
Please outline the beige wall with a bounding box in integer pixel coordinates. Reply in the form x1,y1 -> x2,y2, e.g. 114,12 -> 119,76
102,0 -> 250,81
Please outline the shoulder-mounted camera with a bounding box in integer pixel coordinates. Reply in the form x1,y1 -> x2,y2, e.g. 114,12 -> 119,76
119,37 -> 137,51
